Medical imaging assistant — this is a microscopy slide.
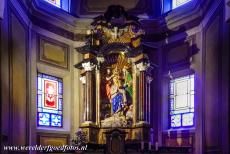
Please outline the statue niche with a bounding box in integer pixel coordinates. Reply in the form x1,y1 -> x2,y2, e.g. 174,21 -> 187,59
100,53 -> 133,127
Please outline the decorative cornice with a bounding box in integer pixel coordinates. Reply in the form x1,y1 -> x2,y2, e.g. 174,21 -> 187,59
141,0 -> 213,42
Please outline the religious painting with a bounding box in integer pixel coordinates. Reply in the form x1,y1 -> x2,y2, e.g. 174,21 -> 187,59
74,5 -> 157,144
100,53 -> 133,127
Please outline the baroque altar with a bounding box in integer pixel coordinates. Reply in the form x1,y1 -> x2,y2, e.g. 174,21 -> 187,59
75,5 -> 156,145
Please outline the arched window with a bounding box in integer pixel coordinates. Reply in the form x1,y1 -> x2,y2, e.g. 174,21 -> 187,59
169,74 -> 194,128
43,0 -> 70,12
37,73 -> 63,127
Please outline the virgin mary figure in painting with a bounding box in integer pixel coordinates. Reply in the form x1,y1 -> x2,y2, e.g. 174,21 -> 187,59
109,67 -> 127,114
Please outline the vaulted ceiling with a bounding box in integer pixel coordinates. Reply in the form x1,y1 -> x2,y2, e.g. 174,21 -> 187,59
71,0 -> 158,18
13,0 -> 215,42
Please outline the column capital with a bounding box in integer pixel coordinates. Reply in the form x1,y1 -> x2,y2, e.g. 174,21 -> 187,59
96,56 -> 105,69
146,75 -> 153,84
136,62 -> 150,71
80,76 -> 86,84
82,61 -> 95,71
96,56 -> 105,63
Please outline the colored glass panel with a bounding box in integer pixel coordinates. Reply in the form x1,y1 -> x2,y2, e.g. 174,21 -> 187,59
172,0 -> 192,9
171,114 -> 181,127
182,113 -> 194,126
38,113 -> 50,126
43,0 -> 70,12
170,74 -> 194,128
37,73 -> 63,127
44,0 -> 61,8
51,114 -> 62,127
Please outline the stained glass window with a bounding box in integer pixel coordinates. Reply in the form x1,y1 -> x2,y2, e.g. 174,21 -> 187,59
169,74 -> 194,128
43,0 -> 70,12
44,0 -> 61,8
172,0 -> 192,9
37,73 -> 63,127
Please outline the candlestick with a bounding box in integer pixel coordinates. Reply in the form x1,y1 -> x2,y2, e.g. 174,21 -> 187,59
155,142 -> 159,151
86,30 -> 91,35
95,40 -> 100,45
141,141 -> 144,150
148,141 -> 151,150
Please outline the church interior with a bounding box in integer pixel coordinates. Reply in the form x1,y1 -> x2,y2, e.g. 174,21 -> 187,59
0,0 -> 229,154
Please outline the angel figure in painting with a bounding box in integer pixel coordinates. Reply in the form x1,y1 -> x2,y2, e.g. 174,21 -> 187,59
105,68 -> 113,100
122,66 -> 133,99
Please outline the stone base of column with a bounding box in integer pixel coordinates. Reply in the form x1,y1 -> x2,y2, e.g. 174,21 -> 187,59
80,124 -> 99,144
81,121 -> 96,127
136,121 -> 150,127
133,123 -> 151,142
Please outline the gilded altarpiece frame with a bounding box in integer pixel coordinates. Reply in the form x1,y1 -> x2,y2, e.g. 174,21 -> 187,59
75,5 -> 156,144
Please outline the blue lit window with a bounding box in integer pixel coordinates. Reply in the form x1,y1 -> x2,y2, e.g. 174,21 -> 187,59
43,0 -> 70,12
44,0 -> 61,8
169,74 -> 194,128
162,0 -> 192,13
37,73 -> 63,127
172,0 -> 192,9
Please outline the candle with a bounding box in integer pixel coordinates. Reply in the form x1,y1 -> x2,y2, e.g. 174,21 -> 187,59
155,142 -> 159,151
141,141 -> 144,150
148,142 -> 151,150
86,30 -> 91,35
95,40 -> 100,45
